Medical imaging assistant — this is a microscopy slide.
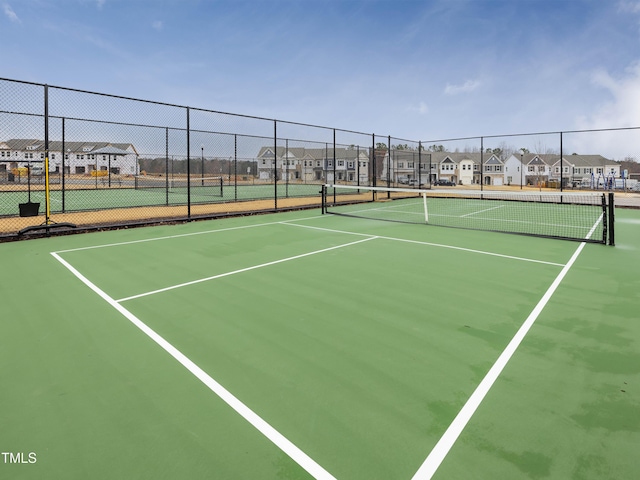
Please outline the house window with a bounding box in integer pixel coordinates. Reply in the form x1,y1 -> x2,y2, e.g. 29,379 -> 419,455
596,168 -> 603,174
398,162 -> 404,168
262,159 -> 266,165
528,166 -> 535,172
408,162 -> 414,168
347,161 -> 354,168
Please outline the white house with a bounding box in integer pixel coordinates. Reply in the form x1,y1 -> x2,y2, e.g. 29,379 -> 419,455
0,139 -> 139,176
504,153 -> 620,187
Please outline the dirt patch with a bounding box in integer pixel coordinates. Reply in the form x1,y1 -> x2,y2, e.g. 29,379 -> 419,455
0,196 -> 323,236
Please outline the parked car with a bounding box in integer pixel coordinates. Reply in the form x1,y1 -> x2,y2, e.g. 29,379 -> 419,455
434,179 -> 456,186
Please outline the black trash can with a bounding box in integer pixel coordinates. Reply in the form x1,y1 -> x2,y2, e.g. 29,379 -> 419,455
8,172 -> 15,182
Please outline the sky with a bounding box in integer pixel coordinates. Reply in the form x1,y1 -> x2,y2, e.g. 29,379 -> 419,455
2,0 -> 640,158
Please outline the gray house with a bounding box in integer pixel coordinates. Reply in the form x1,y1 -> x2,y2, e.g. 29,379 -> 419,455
256,146 -> 369,183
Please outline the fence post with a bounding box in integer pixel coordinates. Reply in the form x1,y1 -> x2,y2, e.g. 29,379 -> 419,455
186,107 -> 191,219
418,141 -> 422,187
560,131 -> 564,192
61,117 -> 66,212
480,136 -> 484,192
234,134 -> 238,202
333,129 -> 336,188
387,135 -> 391,195
274,120 -> 278,210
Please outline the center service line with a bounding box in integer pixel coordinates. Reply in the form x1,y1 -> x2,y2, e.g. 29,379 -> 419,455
410,236 -> 592,479
50,251 -> 337,480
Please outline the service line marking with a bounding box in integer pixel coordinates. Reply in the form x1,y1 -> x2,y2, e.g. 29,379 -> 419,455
114,236 -> 377,302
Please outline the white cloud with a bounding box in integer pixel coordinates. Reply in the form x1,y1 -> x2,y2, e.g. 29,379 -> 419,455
444,79 -> 480,95
3,3 -> 20,23
618,1 -> 640,13
571,62 -> 640,159
582,62 -> 640,128
152,20 -> 163,31
96,0 -> 106,8
407,101 -> 429,115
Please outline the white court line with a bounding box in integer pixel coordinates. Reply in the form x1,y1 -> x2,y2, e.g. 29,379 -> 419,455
410,214 -> 603,480
55,214 -> 323,253
116,236 -> 378,302
282,222 -> 564,267
460,205 -> 505,217
50,251 -> 336,480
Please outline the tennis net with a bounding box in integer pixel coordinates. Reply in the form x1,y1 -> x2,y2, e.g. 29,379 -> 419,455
134,176 -> 223,197
322,184 -> 614,244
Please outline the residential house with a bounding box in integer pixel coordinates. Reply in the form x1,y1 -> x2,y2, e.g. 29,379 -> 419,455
504,153 -> 620,187
429,152 -> 502,186
380,149 -> 434,185
552,154 -> 620,187
380,151 -> 505,186
0,139 -> 139,176
256,146 -> 370,184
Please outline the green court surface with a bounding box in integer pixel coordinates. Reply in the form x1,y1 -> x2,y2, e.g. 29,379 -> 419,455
1,207 -> 638,479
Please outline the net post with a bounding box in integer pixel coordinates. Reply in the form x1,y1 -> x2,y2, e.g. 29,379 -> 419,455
423,192 -> 428,224
321,185 -> 326,214
608,192 -> 615,246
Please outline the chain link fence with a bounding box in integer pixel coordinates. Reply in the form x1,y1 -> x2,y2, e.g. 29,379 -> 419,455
1,77 -> 639,240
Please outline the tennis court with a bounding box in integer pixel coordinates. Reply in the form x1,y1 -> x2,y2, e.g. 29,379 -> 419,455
1,196 -> 639,479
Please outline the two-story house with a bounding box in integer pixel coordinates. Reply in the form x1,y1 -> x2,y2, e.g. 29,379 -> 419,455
256,146 -> 369,184
0,139 -> 138,176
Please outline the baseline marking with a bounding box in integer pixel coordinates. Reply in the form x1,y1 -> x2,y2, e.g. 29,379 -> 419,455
410,215 -> 602,479
50,251 -> 336,480
55,215 -> 324,254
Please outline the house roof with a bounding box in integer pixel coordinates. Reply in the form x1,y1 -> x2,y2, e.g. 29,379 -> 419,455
429,152 -> 501,164
256,146 -> 367,161
0,139 -> 137,155
557,154 -> 616,167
